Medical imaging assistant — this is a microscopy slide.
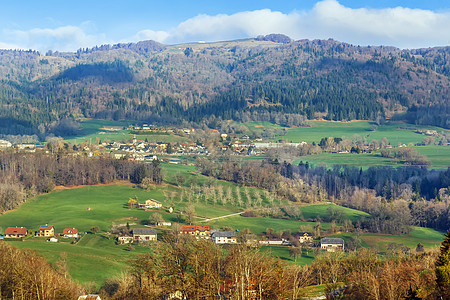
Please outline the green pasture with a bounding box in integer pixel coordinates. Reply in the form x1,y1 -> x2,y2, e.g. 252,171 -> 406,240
260,245 -> 316,265
299,204 -> 370,222
0,185 -> 171,232
274,120 -> 448,144
413,146 -> 450,169
294,146 -> 449,169
337,227 -> 444,251
65,118 -> 187,144
6,234 -> 150,285
207,215 -> 331,234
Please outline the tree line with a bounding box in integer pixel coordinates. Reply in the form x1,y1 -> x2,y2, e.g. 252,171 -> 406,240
0,152 -> 162,213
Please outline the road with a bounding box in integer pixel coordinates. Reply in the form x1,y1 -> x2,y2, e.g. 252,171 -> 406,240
199,211 -> 244,222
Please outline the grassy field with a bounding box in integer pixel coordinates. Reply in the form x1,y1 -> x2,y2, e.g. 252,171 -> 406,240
65,118 -> 188,144
360,227 -> 444,251
299,204 -> 370,222
293,146 -> 450,169
6,234 -> 150,285
273,120 -> 449,144
260,245 -> 316,265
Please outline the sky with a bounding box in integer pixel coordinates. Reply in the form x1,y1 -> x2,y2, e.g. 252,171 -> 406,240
0,0 -> 449,52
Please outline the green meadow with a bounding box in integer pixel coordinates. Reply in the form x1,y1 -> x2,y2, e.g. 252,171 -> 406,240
294,146 -> 450,169
65,118 -> 187,144
273,120 -> 449,144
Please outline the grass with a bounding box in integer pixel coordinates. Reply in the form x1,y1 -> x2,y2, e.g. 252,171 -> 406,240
274,120 -> 449,145
294,146 -> 450,169
207,215 -> 331,234
260,245 -> 316,265
330,227 -> 444,252
6,234 -> 150,286
0,184 -> 169,232
64,118 -> 188,144
299,204 -> 370,222
413,146 -> 450,169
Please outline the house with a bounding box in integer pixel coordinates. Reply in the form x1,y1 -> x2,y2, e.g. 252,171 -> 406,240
320,238 -> 344,252
156,221 -> 172,227
4,227 -> 28,238
139,199 -> 162,209
211,231 -> 237,244
297,232 -> 313,243
259,238 -> 286,245
77,295 -> 101,300
118,233 -> 133,244
36,225 -> 55,237
132,228 -> 157,242
0,139 -> 12,148
180,225 -> 211,240
62,228 -> 78,238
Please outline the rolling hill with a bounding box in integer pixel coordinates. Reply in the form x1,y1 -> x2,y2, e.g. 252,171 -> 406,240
0,35 -> 449,135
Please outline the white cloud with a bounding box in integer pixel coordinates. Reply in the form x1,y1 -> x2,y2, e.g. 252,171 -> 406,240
132,0 -> 450,49
1,1 -> 450,51
3,24 -> 106,53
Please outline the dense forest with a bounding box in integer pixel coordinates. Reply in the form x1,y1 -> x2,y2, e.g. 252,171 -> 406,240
0,36 -> 449,136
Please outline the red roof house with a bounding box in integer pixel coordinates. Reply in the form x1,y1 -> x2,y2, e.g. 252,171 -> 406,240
5,227 -> 28,238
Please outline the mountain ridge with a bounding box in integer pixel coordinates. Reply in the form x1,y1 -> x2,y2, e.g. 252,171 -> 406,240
0,35 -> 449,134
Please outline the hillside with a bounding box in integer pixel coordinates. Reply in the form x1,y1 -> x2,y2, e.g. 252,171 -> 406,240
0,35 -> 449,135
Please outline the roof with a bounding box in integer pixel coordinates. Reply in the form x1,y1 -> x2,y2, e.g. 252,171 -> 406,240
321,238 -> 344,245
132,228 -> 157,235
180,225 -> 211,232
39,225 -> 54,230
298,232 -> 313,237
5,227 -> 28,235
63,228 -> 78,234
212,231 -> 237,238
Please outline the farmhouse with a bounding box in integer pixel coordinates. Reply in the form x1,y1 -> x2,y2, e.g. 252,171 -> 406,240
62,228 -> 78,238
4,227 -> 28,238
132,228 -> 157,242
139,199 -> 162,209
36,225 -> 55,237
156,221 -> 172,226
117,233 -> 133,244
297,232 -> 313,243
180,225 -> 211,240
211,231 -> 237,244
320,238 -> 344,252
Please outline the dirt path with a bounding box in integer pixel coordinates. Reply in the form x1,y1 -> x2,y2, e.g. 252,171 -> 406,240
199,211 -> 244,222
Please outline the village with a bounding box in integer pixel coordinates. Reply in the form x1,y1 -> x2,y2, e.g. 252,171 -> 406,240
1,197 -> 345,253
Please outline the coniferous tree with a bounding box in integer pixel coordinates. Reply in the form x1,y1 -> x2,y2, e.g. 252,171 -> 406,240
436,229 -> 450,291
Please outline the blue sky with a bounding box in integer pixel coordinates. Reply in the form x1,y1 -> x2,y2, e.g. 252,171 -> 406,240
1,0 -> 449,51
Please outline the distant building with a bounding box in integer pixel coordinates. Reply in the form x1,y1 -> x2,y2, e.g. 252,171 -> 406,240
36,225 -> 55,237
297,232 -> 313,243
139,199 -> 163,209
169,159 -> 181,164
132,228 -> 157,242
118,233 -> 133,244
0,139 -> 12,149
180,225 -> 211,240
320,238 -> 344,252
211,231 -> 237,244
4,227 -> 28,238
62,228 -> 78,238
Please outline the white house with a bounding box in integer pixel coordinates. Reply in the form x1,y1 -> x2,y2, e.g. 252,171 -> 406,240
320,238 -> 344,252
211,231 -> 237,244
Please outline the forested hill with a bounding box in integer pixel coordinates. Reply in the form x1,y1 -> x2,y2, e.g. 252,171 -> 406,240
0,35 -> 449,134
